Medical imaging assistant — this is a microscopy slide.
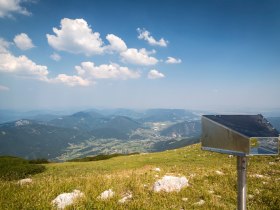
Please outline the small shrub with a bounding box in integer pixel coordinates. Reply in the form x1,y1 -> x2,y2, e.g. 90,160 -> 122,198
0,156 -> 46,181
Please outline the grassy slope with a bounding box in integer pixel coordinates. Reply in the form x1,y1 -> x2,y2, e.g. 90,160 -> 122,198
0,144 -> 279,209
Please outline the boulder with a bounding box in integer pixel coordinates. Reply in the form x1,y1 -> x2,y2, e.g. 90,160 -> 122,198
153,175 -> 189,192
51,189 -> 84,209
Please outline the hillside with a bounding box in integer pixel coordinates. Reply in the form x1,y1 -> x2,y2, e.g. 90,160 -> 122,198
0,109 -> 201,161
0,120 -> 92,159
160,121 -> 201,138
0,144 -> 279,209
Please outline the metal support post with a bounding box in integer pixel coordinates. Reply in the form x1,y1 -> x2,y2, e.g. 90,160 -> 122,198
237,156 -> 247,210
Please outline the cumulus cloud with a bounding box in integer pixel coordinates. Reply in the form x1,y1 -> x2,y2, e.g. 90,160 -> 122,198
148,69 -> 165,79
0,0 -> 31,18
105,34 -> 127,53
47,18 -> 104,56
0,85 -> 9,91
13,33 -> 35,50
51,74 -> 90,87
76,62 -> 140,80
137,28 -> 168,47
0,53 -> 49,81
165,56 -> 182,64
0,38 -> 10,53
50,52 -> 61,61
121,48 -> 158,66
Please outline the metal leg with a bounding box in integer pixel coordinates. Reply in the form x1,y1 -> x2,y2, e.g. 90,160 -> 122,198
237,156 -> 247,210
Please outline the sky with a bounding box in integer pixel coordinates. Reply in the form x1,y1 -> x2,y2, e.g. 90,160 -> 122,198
0,0 -> 279,111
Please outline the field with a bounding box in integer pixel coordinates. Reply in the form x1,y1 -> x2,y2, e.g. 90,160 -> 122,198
0,144 -> 279,209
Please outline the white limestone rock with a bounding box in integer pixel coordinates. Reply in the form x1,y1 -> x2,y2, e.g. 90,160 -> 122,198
153,175 -> 189,192
98,189 -> 114,200
51,189 -> 84,209
118,191 -> 133,203
18,178 -> 32,185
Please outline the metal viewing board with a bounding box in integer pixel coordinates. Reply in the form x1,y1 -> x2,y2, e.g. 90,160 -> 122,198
201,114 -> 279,210
201,114 -> 279,156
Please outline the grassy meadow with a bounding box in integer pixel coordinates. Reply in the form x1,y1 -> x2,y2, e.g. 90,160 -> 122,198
0,144 -> 279,209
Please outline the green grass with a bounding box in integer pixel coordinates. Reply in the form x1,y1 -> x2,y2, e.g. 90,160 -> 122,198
0,156 -> 46,181
0,144 -> 279,209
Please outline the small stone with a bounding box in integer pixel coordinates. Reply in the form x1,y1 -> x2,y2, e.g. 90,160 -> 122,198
52,190 -> 84,209
153,175 -> 189,192
98,189 -> 114,200
118,192 -> 133,203
153,168 -> 161,172
18,178 -> 32,185
215,170 -> 224,175
194,199 -> 205,206
251,174 -> 264,178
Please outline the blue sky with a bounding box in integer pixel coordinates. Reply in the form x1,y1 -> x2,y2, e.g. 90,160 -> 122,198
0,0 -> 279,111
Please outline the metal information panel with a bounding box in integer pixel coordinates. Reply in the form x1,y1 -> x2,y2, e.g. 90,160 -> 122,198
201,114 -> 279,156
201,114 -> 279,210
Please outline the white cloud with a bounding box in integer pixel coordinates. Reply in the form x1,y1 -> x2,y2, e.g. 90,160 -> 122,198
148,69 -> 165,79
13,33 -> 35,50
0,84 -> 9,91
50,52 -> 61,61
0,0 -> 31,18
76,62 -> 140,80
0,37 -> 10,53
165,56 -> 182,64
47,18 -> 104,56
105,34 -> 127,52
137,28 -> 168,47
0,53 -> 49,81
0,39 -> 91,87
121,48 -> 158,66
51,74 -> 90,87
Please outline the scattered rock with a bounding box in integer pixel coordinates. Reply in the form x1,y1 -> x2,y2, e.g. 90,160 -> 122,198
182,197 -> 188,201
251,174 -> 264,178
98,189 -> 114,200
248,194 -> 254,199
228,155 -> 233,158
215,170 -> 224,175
118,191 -> 133,203
153,175 -> 189,192
51,190 -> 84,209
153,168 -> 161,172
155,175 -> 159,178
194,199 -> 205,206
208,190 -> 214,194
18,178 -> 32,185
269,162 -> 275,165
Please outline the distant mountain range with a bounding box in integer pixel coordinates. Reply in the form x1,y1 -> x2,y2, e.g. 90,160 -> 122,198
0,109 -> 279,161
0,109 -> 201,160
